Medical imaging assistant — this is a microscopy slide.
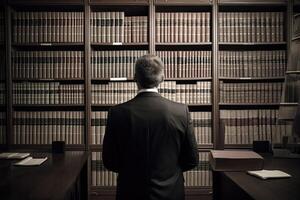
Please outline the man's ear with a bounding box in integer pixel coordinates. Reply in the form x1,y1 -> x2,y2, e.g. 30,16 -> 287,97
160,74 -> 164,83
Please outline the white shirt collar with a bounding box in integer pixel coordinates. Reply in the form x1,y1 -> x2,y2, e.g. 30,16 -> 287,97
137,87 -> 159,94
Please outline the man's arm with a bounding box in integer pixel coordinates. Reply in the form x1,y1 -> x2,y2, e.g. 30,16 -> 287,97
179,106 -> 199,172
102,108 -> 119,173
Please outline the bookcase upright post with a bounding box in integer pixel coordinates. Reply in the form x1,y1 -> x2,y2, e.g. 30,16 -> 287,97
5,5 -> 12,150
213,0 -> 221,150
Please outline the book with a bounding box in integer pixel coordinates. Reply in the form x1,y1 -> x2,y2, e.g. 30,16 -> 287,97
247,170 -> 291,180
209,150 -> 264,171
0,152 -> 30,159
14,156 -> 48,166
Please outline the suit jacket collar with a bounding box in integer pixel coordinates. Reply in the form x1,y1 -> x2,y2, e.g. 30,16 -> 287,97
135,92 -> 161,98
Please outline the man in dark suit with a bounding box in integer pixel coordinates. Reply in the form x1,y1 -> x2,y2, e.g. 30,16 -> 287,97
103,54 -> 199,200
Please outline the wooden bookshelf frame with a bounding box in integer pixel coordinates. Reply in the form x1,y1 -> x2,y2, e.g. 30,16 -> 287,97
1,0 -> 293,199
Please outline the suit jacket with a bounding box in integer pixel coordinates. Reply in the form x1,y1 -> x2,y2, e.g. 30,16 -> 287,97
102,92 -> 199,200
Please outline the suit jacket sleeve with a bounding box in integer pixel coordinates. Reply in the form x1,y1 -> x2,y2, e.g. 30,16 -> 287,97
102,108 -> 119,173
179,106 -> 199,172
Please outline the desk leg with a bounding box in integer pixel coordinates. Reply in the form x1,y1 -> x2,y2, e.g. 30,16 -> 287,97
212,171 -> 221,200
80,161 -> 89,200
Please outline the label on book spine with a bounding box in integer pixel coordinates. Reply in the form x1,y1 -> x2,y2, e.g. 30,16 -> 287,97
110,77 -> 127,81
40,43 -> 52,46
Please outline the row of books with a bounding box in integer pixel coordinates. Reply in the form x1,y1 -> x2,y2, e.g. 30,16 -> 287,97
13,111 -> 84,144
12,51 -> 84,79
220,109 -> 293,145
13,82 -> 84,105
91,111 -> 212,145
13,11 -> 84,43
219,82 -> 282,103
289,41 -> 300,71
0,83 -> 5,105
284,74 -> 300,103
218,50 -> 286,78
0,50 -> 5,81
91,12 -> 123,43
157,51 -> 212,78
124,16 -> 148,43
91,151 -> 117,186
0,112 -> 5,144
91,151 -> 211,187
91,81 -> 211,105
293,14 -> 300,36
91,50 -> 147,79
91,12 -> 148,43
156,12 -> 211,43
190,112 -> 212,145
0,12 -> 4,43
184,152 -> 212,187
219,12 -> 284,43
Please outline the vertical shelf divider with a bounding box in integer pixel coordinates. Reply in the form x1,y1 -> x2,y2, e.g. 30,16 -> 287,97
84,0 -> 91,198
85,0 -> 91,152
149,0 -> 155,54
5,5 -> 12,149
212,0 -> 221,150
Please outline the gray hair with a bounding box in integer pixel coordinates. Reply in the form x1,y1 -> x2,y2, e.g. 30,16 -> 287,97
135,54 -> 164,88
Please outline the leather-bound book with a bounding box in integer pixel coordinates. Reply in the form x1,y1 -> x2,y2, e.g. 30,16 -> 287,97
209,150 -> 264,171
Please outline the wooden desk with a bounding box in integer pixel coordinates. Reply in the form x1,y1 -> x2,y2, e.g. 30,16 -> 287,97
216,157 -> 300,200
0,151 -> 88,200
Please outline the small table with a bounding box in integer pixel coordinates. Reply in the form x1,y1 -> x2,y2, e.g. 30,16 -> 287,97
0,151 -> 88,200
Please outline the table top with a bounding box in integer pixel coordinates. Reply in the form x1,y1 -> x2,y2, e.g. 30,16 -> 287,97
224,157 -> 300,200
0,151 -> 88,200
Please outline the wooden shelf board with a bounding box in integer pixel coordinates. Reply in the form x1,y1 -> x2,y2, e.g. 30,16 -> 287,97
91,42 -> 149,46
155,0 -> 212,6
218,0 -> 286,6
92,104 -> 212,107
13,78 -> 85,82
90,144 -> 213,151
12,43 -> 84,47
156,42 -> 212,46
286,71 -> 300,75
198,144 -> 213,149
89,0 -> 149,6
219,77 -> 285,81
13,104 -> 85,107
12,104 -> 86,111
9,0 -> 84,6
90,186 -> 212,194
90,145 -> 102,151
10,144 -> 86,151
219,103 -> 280,106
224,144 -> 252,149
91,77 -> 212,81
219,42 -> 286,46
292,36 -> 300,41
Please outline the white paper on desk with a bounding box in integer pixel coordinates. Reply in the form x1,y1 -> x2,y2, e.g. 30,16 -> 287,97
247,170 -> 291,180
0,152 -> 30,159
14,157 -> 48,166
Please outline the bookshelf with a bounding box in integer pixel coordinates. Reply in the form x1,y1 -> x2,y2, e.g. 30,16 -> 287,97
218,1 -> 290,150
0,0 -> 294,200
278,0 -> 300,121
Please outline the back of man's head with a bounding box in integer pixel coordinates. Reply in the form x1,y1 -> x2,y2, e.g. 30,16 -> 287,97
135,54 -> 164,89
